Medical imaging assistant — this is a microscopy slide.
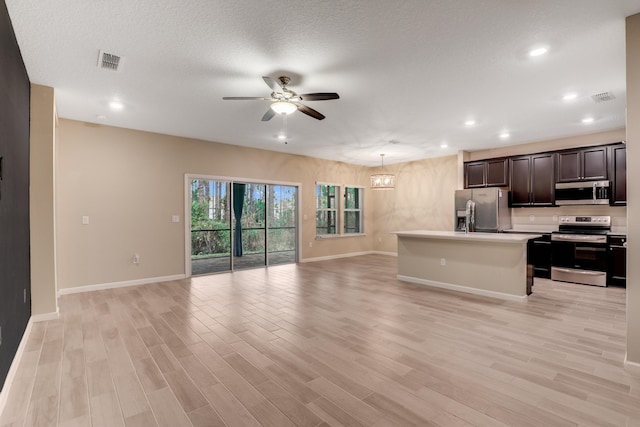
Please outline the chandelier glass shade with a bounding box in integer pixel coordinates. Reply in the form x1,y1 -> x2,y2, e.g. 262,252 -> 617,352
270,101 -> 297,115
370,154 -> 396,190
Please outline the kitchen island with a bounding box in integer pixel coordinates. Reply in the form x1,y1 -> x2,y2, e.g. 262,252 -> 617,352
393,230 -> 541,301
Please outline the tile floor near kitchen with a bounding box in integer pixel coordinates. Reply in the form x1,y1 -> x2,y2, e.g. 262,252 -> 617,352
0,254 -> 638,427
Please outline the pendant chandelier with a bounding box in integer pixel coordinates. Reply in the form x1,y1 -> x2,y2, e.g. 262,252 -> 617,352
370,154 -> 396,190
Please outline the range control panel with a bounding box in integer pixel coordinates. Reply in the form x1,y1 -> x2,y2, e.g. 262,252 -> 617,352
558,215 -> 611,226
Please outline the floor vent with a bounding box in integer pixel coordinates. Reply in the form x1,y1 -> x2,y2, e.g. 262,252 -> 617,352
97,50 -> 123,71
591,91 -> 615,103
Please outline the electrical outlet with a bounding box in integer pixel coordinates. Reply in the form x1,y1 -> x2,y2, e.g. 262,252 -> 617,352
133,254 -> 140,265
553,215 -> 558,222
440,258 -> 446,266
529,215 -> 535,222
309,242 -> 313,248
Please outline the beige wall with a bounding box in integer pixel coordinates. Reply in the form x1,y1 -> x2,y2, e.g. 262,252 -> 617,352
371,155 -> 458,254
29,84 -> 58,315
56,119 -> 374,290
56,117 -> 459,288
626,14 -> 640,365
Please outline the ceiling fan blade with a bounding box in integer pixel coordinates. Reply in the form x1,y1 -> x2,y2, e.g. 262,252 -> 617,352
299,93 -> 340,101
261,108 -> 276,121
262,76 -> 284,92
222,97 -> 270,100
297,104 -> 325,120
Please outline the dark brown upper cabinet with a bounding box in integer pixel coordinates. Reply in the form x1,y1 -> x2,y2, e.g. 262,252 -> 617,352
465,161 -> 486,188
464,158 -> 508,188
609,143 -> 626,206
556,146 -> 607,182
509,153 -> 555,207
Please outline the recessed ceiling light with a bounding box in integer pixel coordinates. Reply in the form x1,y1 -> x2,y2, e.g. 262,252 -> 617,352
464,120 -> 476,127
277,134 -> 287,140
563,93 -> 577,101
582,117 -> 594,124
109,101 -> 124,111
440,143 -> 448,148
499,132 -> 510,139
529,47 -> 548,57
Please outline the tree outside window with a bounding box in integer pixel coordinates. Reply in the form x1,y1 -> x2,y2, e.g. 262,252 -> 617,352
344,186 -> 363,234
316,184 -> 338,235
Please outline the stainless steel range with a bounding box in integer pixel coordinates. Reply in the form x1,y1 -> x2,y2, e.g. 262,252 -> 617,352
551,215 -> 611,287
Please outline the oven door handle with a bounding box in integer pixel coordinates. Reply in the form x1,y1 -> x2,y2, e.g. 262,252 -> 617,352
551,234 -> 607,243
552,267 -> 606,276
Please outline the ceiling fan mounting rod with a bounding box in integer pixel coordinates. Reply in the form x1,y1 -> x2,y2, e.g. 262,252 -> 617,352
278,76 -> 291,87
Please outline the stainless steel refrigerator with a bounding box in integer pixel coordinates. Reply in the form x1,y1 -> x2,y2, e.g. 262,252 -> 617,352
454,187 -> 511,232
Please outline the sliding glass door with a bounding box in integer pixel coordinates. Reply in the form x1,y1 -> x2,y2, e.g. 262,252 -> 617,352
190,179 -> 232,274
268,185 -> 297,266
233,182 -> 266,270
189,177 -> 298,275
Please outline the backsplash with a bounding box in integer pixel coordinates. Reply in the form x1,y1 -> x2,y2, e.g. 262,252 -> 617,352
511,205 -> 627,232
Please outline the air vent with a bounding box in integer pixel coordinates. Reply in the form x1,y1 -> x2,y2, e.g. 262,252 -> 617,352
97,50 -> 123,71
591,91 -> 615,103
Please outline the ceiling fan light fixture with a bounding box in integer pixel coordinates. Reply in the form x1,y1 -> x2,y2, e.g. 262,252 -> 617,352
271,101 -> 297,115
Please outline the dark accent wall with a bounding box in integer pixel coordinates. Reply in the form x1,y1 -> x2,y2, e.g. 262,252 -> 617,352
0,0 -> 31,390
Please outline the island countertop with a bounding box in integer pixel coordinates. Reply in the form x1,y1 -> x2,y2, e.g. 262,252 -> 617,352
392,230 -> 542,243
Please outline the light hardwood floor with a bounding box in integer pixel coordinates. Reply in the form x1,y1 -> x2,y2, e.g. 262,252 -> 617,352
1,254 -> 638,426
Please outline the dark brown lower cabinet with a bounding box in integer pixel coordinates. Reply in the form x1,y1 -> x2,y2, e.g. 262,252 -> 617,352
607,235 -> 626,287
528,234 -> 551,279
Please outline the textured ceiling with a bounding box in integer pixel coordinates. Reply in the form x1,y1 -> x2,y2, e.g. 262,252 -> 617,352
6,1 -> 640,166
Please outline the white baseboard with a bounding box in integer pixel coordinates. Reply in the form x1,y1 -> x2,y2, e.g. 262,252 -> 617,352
30,310 -> 59,323
0,318 -> 33,418
624,354 -> 640,373
57,274 -> 187,296
301,251 -> 375,263
371,251 -> 397,257
397,275 -> 528,302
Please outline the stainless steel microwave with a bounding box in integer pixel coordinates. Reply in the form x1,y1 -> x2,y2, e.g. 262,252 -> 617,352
555,180 -> 609,205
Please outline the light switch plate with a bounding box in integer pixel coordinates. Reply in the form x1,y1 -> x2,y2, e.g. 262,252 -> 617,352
171,215 -> 180,223
82,216 -> 89,225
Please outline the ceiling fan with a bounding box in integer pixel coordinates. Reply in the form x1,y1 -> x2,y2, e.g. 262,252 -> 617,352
223,76 -> 339,121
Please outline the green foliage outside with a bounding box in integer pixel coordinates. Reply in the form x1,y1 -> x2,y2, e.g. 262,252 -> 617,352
190,180 -> 296,259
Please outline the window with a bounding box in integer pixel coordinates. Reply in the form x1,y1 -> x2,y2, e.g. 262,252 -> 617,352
316,183 -> 339,235
344,186 -> 363,234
